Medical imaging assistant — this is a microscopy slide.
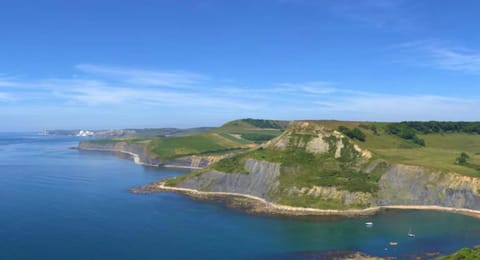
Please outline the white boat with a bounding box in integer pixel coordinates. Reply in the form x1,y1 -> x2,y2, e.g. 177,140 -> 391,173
408,226 -> 415,238
365,222 -> 373,227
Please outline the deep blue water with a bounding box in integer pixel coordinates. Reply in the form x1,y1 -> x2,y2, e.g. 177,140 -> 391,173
1,133 -> 480,259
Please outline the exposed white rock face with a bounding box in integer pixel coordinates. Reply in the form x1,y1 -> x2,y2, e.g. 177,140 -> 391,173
266,121 -> 372,159
305,136 -> 329,153
76,130 -> 94,137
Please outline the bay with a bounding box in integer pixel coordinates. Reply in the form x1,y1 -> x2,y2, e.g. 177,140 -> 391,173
1,133 -> 479,259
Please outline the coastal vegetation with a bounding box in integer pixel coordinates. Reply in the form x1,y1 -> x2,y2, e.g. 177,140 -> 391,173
83,119 -> 480,210
338,126 -> 366,142
436,246 -> 480,259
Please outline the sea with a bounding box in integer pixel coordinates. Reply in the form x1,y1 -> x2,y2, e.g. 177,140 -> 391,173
1,133 -> 480,259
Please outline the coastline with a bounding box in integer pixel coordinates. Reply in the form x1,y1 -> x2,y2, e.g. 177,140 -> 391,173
77,147 -> 202,170
79,145 -> 480,219
132,180 -> 480,219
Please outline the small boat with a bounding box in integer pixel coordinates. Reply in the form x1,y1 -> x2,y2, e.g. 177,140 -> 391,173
389,242 -> 398,246
408,226 -> 416,238
365,222 -> 373,227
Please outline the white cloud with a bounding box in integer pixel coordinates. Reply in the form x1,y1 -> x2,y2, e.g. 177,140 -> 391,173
2,64 -> 479,123
392,40 -> 480,74
0,92 -> 14,102
0,76 -> 19,87
75,64 -> 208,87
57,85 -> 256,110
430,48 -> 480,73
278,81 -> 337,95
314,94 -> 479,121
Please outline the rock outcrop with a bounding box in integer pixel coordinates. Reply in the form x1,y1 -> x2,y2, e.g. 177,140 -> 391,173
287,186 -> 374,206
178,159 -> 281,200
266,121 -> 372,160
377,164 -> 480,209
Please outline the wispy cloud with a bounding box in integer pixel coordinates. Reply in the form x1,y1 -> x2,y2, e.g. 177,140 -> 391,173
277,81 -> 337,95
430,48 -> 480,73
326,0 -> 412,29
76,64 -> 208,87
392,40 -> 480,74
0,65 -> 257,110
313,94 -> 478,121
0,92 -> 14,102
2,64 -> 479,127
0,78 -> 19,87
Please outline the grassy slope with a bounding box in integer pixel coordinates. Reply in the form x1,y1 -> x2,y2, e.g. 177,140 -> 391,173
202,120 -> 480,209
436,247 -> 480,259
87,119 -> 288,161
146,119 -> 288,160
362,129 -> 480,177
296,121 -> 480,177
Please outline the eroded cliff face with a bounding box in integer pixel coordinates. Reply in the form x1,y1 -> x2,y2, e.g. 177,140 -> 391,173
77,141 -> 220,168
287,186 -> 374,206
377,165 -> 480,209
176,159 -> 480,209
266,121 -> 372,160
177,159 -> 281,200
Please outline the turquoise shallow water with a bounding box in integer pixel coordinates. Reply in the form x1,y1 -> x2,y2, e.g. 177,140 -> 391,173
1,133 -> 480,259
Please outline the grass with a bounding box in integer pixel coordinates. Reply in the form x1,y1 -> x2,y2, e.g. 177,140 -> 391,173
241,145 -> 379,193
321,123 -> 480,176
83,119 -> 288,161
164,170 -> 206,187
436,247 -> 480,259
143,119 -> 288,160
219,118 -> 289,131
218,132 -> 253,145
88,137 -> 143,144
108,119 -> 480,180
365,133 -> 480,177
146,133 -> 243,160
212,156 -> 249,174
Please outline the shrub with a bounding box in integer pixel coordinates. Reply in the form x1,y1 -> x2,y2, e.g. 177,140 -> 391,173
456,152 -> 470,165
338,126 -> 366,142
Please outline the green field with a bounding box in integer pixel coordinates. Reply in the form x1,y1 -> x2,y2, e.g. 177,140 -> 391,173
436,247 -> 480,259
293,121 -> 480,177
84,119 -> 289,161
360,129 -> 480,177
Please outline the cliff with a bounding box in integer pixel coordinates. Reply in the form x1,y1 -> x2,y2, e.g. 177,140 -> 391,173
377,164 -> 480,209
165,120 -> 480,212
178,159 -> 281,200
77,141 -> 221,169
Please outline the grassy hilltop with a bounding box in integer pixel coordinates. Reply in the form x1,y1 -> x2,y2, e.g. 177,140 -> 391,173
211,120 -> 480,178
162,120 -> 480,209
86,118 -> 289,160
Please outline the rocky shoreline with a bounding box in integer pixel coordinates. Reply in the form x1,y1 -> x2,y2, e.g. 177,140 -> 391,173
77,141 -> 215,169
78,141 -> 480,219
130,180 -> 480,219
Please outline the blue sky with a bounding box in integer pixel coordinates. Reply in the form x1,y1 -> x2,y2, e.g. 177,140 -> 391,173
1,0 -> 480,131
